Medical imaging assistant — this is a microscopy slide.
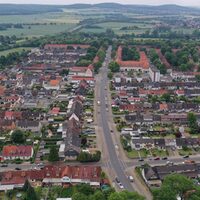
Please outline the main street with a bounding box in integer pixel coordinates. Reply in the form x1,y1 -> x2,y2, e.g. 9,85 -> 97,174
95,46 -> 133,191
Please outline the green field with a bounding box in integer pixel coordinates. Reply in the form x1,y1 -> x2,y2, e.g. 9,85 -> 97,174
0,47 -> 32,56
80,21 -> 153,35
0,10 -> 79,38
0,24 -> 75,38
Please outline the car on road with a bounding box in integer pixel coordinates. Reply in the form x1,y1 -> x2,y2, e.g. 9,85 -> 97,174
162,157 -> 168,160
1,164 -> 8,167
166,161 -> 173,165
118,183 -> 124,189
115,144 -> 119,149
183,155 -> 189,158
184,160 -> 195,164
154,157 -> 160,160
115,177 -> 120,184
110,130 -> 113,133
106,108 -> 109,112
128,176 -> 134,182
139,158 -> 144,162
15,167 -> 21,170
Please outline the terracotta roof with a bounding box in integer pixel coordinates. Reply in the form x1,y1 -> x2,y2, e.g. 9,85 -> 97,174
70,67 -> 88,72
72,76 -> 94,81
44,44 -> 90,49
2,145 -> 33,158
0,86 -> 5,96
159,104 -> 168,110
116,46 -> 149,69
50,107 -> 60,115
49,80 -> 60,86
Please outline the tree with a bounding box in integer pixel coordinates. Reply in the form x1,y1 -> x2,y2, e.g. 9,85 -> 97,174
187,112 -> 199,134
161,93 -> 171,103
72,193 -> 87,200
48,146 -> 59,162
109,61 -> 120,73
108,193 -> 124,200
25,183 -> 38,200
77,151 -> 101,162
11,130 -> 25,144
108,72 -> 113,79
76,184 -> 94,196
93,191 -> 105,200
153,174 -> 198,200
23,179 -> 30,191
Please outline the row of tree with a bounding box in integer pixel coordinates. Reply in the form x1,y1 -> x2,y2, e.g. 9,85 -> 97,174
77,151 -> 101,162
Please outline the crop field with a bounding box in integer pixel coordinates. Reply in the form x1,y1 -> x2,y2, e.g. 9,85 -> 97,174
0,24 -> 75,38
0,47 -> 32,56
0,11 -> 79,38
80,21 -> 153,35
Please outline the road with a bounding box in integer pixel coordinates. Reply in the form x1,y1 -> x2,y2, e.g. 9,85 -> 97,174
95,46 -> 133,191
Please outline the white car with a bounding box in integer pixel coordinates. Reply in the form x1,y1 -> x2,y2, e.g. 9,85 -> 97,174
119,183 -> 124,189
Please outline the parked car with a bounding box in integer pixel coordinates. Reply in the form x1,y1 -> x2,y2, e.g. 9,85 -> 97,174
184,160 -> 195,164
1,164 -> 8,167
183,155 -> 189,158
139,158 -> 144,162
15,167 -> 21,170
162,157 -> 168,160
119,183 -> 124,189
115,177 -> 120,184
128,176 -> 134,182
154,157 -> 160,161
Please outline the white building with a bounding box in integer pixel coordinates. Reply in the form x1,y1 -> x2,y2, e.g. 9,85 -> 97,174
149,65 -> 160,82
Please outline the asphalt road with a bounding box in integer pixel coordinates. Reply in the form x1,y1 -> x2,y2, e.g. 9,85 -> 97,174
97,46 -> 133,191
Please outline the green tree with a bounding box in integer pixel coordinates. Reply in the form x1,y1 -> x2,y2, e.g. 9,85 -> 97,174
108,192 -> 124,200
11,130 -> 25,144
108,72 -> 113,79
153,174 -> 197,200
72,193 -> 87,200
76,184 -> 94,196
93,191 -> 105,200
25,183 -> 38,200
109,61 -> 120,73
188,112 -> 199,134
48,146 -> 59,162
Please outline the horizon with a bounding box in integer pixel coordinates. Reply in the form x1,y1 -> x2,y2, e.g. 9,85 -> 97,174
0,1 -> 199,7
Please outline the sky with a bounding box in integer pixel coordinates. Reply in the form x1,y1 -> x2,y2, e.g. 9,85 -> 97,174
0,0 -> 199,7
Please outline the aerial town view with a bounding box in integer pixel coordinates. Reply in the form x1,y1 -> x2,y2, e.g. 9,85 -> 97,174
0,0 -> 200,199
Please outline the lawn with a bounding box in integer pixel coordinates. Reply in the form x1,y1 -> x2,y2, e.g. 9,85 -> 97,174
179,148 -> 193,156
151,149 -> 169,157
127,149 -> 149,159
127,150 -> 139,159
0,47 -> 32,56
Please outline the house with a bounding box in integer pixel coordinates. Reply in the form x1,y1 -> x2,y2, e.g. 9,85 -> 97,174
70,76 -> 95,85
161,114 -> 188,124
75,79 -> 90,96
116,46 -> 149,72
149,65 -> 160,82
69,100 -> 83,121
60,119 -> 81,160
2,145 -> 33,160
0,120 -> 16,131
0,165 -> 102,191
17,120 -> 41,133
143,163 -> 200,187
69,66 -> 93,78
43,79 -> 61,90
131,138 -> 154,150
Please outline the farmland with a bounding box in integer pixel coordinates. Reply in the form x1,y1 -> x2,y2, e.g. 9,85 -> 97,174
0,47 -> 32,56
